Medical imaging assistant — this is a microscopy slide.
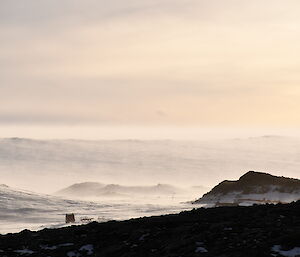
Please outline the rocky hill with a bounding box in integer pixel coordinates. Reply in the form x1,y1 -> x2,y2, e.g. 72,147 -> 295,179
193,171 -> 300,206
0,201 -> 299,257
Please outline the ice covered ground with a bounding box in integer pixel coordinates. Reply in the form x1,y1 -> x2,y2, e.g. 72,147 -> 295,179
0,184 -> 200,234
197,191 -> 300,206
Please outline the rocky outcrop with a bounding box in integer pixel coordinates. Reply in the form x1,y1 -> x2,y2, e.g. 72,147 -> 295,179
193,171 -> 300,205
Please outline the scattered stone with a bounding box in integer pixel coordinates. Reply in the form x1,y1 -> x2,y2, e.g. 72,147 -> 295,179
0,201 -> 299,257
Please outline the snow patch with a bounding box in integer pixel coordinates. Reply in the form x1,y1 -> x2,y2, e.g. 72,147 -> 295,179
195,246 -> 208,253
272,245 -> 300,257
40,244 -> 58,250
13,249 -> 35,255
139,233 -> 150,241
59,243 -> 74,247
79,244 -> 94,255
67,251 -> 81,257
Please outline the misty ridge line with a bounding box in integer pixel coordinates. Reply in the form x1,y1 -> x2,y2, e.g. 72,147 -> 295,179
1,135 -> 300,194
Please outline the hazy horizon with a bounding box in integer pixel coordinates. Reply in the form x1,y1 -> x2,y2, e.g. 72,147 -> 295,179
1,136 -> 300,194
1,125 -> 300,141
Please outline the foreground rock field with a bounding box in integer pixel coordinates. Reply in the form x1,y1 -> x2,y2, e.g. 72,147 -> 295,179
0,201 -> 299,257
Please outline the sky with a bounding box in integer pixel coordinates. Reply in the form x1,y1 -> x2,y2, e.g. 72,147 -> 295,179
1,0 -> 300,139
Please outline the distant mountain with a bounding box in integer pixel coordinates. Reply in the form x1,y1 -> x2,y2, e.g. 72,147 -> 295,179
193,171 -> 300,206
55,182 -> 106,197
2,136 -> 300,194
56,182 -> 183,198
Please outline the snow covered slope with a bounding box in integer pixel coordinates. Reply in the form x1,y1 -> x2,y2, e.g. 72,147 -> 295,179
193,171 -> 300,206
0,184 -> 195,234
0,183 -> 106,233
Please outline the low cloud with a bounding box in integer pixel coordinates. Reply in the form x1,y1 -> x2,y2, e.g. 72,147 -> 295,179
1,0 -> 300,126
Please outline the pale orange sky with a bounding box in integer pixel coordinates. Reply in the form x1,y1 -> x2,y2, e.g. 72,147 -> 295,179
1,0 -> 300,137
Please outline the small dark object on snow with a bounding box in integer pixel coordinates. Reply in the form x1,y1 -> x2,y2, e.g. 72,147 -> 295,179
80,217 -> 93,223
65,213 -> 75,223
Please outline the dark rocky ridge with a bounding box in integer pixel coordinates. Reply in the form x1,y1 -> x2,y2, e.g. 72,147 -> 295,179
193,171 -> 300,205
0,201 -> 299,257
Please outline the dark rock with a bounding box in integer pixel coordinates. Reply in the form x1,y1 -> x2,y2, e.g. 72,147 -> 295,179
194,171 -> 300,205
0,201 -> 299,256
